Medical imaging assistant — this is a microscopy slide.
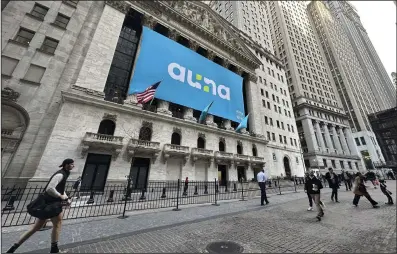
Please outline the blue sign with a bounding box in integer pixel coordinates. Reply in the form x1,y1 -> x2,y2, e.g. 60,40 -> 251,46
128,26 -> 245,122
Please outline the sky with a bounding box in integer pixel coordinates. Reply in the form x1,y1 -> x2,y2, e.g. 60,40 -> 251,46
350,1 -> 396,77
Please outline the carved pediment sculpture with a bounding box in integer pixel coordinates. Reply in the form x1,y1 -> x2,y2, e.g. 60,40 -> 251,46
1,87 -> 20,102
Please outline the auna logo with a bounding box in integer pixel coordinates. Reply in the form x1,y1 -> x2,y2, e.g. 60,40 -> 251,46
168,62 -> 231,101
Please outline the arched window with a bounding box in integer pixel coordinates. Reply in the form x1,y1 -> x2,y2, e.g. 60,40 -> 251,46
252,145 -> 258,157
171,132 -> 181,145
97,120 -> 115,135
237,144 -> 243,155
219,141 -> 225,152
197,137 -> 205,149
138,127 -> 152,141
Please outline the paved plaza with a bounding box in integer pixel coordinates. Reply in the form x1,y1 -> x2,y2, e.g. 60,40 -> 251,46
2,181 -> 396,253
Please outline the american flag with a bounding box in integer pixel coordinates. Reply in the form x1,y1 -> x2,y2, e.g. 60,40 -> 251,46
136,81 -> 161,104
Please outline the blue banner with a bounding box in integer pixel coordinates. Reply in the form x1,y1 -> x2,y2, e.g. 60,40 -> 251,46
128,26 -> 245,122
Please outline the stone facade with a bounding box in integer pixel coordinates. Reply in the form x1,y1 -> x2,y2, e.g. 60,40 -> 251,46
2,1 -> 305,188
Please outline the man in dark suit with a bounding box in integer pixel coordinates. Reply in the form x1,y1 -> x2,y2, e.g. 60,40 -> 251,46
305,170 -> 324,221
325,168 -> 340,202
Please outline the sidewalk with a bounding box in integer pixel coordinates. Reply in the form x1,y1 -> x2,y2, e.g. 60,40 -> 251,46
1,188 -> 333,253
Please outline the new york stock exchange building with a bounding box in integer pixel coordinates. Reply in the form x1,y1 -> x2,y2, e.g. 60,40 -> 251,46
1,0 -> 305,190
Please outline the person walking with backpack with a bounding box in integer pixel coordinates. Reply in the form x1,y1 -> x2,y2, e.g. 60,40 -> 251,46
325,168 -> 340,203
6,159 -> 75,253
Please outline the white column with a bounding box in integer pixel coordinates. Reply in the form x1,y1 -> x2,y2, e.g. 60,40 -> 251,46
301,119 -> 319,152
246,164 -> 255,181
331,125 -> 343,155
183,108 -> 196,122
344,128 -> 360,156
206,114 -> 218,127
339,127 -> 350,155
74,4 -> 126,92
157,101 -> 172,116
314,121 -> 326,152
323,124 -> 334,153
223,120 -> 234,131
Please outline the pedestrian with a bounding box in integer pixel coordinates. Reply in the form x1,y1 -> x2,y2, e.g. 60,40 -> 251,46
379,179 -> 394,205
304,172 -> 313,211
257,169 -> 269,206
341,170 -> 352,191
325,168 -> 340,202
352,172 -> 379,208
6,159 -> 75,253
304,170 -> 324,221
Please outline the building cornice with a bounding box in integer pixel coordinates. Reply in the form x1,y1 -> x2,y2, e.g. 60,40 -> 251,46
294,102 -> 348,119
62,90 -> 269,145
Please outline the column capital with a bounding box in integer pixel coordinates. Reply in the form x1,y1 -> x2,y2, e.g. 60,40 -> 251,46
222,59 -> 230,68
105,0 -> 130,14
248,73 -> 258,83
141,15 -> 157,29
189,41 -> 200,51
168,29 -> 179,41
207,50 -> 216,61
235,66 -> 244,76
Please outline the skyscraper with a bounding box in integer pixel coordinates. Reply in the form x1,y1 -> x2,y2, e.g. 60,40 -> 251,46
209,1 -> 363,173
308,1 -> 387,169
324,1 -> 396,110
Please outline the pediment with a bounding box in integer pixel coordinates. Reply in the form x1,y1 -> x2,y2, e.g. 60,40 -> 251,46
130,0 -> 262,77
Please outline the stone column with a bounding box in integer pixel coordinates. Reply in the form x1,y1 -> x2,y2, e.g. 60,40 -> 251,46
74,2 -> 127,93
339,127 -> 350,154
301,119 -> 319,152
157,100 -> 172,116
206,114 -> 218,128
344,128 -> 360,156
323,124 -> 334,153
223,120 -> 234,131
314,121 -> 326,152
183,108 -> 196,122
331,125 -> 343,154
246,164 -> 254,181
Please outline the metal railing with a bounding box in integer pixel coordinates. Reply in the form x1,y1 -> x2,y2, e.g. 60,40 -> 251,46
1,176 -> 308,227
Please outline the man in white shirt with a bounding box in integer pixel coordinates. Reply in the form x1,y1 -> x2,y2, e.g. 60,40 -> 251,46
257,169 -> 269,206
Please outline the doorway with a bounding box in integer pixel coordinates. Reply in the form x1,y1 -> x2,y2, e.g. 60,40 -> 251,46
283,157 -> 292,179
81,153 -> 112,192
130,157 -> 150,190
237,166 -> 246,182
218,165 -> 227,186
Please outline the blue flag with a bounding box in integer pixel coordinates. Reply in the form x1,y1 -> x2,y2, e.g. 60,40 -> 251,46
235,114 -> 250,132
198,101 -> 214,124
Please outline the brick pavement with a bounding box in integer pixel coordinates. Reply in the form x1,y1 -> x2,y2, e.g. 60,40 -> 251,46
2,181 -> 395,253
66,181 -> 396,253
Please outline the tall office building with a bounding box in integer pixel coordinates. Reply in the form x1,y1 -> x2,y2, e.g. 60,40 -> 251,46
324,1 -> 396,110
307,1 -> 388,169
208,1 -> 306,176
209,1 -> 363,173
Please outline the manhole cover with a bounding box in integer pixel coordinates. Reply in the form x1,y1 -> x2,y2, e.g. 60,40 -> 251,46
206,241 -> 244,253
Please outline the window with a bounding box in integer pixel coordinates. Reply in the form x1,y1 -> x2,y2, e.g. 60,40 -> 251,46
276,120 -> 280,128
1,56 -> 19,76
40,37 -> 59,54
270,118 -> 273,126
219,141 -> 225,152
53,13 -> 70,29
63,0 -> 78,8
260,89 -> 264,96
267,131 -> 271,140
171,132 -> 181,145
360,137 -> 366,145
14,27 -> 35,45
284,136 -> 287,144
197,137 -> 205,149
340,161 -> 345,169
355,138 -> 361,146
30,3 -> 49,20
272,133 -> 276,141
265,116 -> 268,124
331,160 -> 336,168
279,135 -> 283,143
98,120 -> 116,136
348,161 -> 352,169
23,64 -> 46,83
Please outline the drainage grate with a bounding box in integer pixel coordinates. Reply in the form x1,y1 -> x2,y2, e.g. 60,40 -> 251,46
206,241 -> 244,254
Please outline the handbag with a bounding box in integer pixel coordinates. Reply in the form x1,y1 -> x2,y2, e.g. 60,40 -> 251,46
27,194 -> 63,220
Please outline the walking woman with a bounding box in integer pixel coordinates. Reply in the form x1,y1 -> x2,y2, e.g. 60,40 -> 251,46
352,172 -> 379,208
304,172 -> 313,211
6,159 -> 74,253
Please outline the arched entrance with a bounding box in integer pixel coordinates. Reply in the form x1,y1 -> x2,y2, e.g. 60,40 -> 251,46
1,100 -> 29,177
283,156 -> 292,179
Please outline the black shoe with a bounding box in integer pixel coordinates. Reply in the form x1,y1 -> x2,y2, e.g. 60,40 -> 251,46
331,198 -> 334,202
386,202 -> 394,205
6,244 -> 20,253
336,200 -> 340,203
373,205 -> 380,208
316,216 -> 321,221
266,201 -> 269,205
